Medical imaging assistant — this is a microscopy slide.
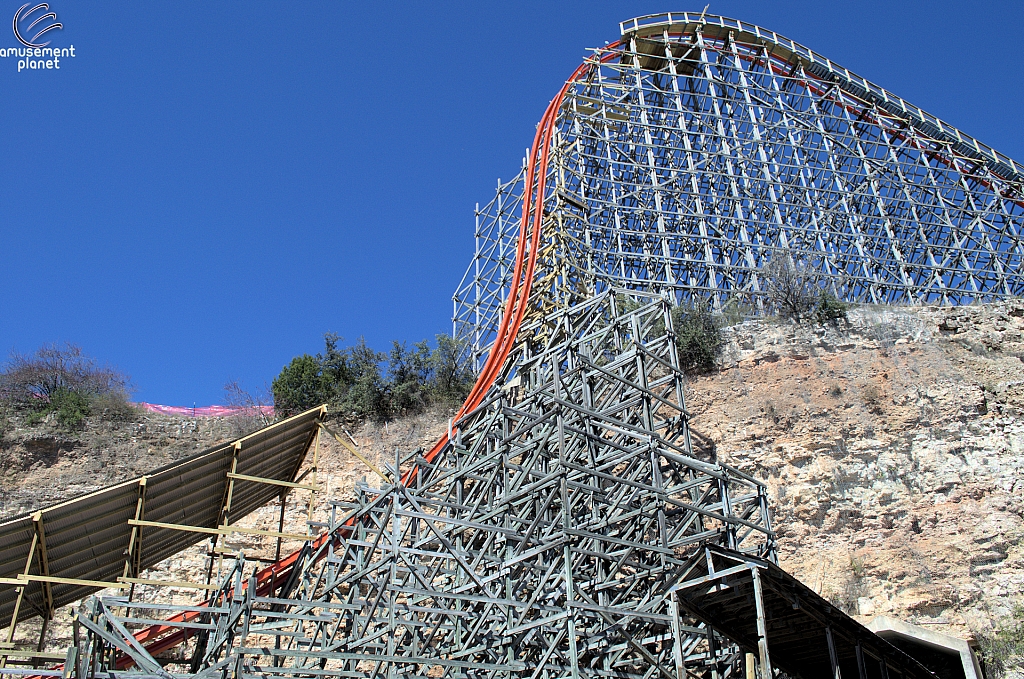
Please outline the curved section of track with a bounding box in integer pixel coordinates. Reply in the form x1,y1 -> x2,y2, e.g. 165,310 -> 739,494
104,11 -> 1024,665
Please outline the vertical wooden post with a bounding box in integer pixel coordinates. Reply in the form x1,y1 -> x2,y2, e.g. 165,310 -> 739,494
32,513 -> 53,654
1,532 -> 38,668
122,477 -> 148,600
749,566 -> 773,679
274,494 -> 287,563
216,442 -> 242,575
826,626 -> 842,679
855,643 -> 868,679
307,423 -> 321,533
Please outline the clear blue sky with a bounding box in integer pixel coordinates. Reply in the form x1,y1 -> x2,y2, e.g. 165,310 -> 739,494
1,1 -> 1021,405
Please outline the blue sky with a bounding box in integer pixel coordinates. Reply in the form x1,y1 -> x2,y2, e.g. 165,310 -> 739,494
1,1 -> 1021,405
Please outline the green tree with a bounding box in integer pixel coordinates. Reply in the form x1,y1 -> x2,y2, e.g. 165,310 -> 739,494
814,290 -> 849,326
387,340 -> 432,416
340,339 -> 388,420
672,299 -> 723,375
428,334 -> 474,405
271,354 -> 324,417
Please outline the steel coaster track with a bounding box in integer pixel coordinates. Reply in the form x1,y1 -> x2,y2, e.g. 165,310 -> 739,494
64,12 -> 1024,671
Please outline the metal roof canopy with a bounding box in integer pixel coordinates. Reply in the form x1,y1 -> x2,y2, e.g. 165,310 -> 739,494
675,545 -> 938,679
0,405 -> 325,628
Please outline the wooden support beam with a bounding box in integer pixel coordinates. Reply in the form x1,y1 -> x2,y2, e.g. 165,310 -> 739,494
128,519 -> 223,536
318,422 -> 389,481
16,574 -> 128,590
117,577 -> 221,591
31,513 -> 53,624
220,525 -> 310,541
226,472 -> 318,492
127,519 -> 309,542
121,476 -> 148,597
0,650 -> 67,660
2,531 -> 38,666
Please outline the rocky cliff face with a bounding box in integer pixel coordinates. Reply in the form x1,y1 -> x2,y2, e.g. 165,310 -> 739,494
687,301 -> 1024,643
4,303 -> 1023,658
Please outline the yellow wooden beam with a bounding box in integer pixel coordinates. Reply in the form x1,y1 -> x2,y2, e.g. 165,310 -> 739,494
226,472 -> 318,492
117,577 -> 221,591
219,525 -> 310,541
0,647 -> 66,659
16,574 -> 127,590
317,422 -> 389,481
128,519 -> 222,536
128,519 -> 309,542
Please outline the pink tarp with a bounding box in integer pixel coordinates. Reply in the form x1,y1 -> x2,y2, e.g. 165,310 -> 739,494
137,403 -> 275,418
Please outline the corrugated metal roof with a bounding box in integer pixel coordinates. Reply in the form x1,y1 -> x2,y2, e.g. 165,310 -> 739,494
0,405 -> 324,625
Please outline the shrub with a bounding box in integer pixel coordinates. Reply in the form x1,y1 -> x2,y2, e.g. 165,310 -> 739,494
223,380 -> 272,434
977,604 -> 1024,679
271,354 -> 325,417
92,390 -> 140,423
0,343 -> 133,430
672,299 -> 723,375
762,256 -> 817,321
815,291 -> 849,326
427,334 -> 474,406
50,387 -> 91,429
272,333 -> 475,422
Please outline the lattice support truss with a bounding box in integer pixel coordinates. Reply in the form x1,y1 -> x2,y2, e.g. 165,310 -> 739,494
455,13 -> 1024,357
79,292 -> 775,679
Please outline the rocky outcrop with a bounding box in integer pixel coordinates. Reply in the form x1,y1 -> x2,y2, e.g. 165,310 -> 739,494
689,301 -> 1024,642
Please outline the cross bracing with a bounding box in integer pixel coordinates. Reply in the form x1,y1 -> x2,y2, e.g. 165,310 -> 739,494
76,294 -> 780,679
22,13 -> 1013,679
454,12 -> 1024,364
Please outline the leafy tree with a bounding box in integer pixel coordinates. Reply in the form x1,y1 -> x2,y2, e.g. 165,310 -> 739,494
0,342 -> 134,429
271,354 -> 324,417
318,332 -> 351,402
762,256 -> 818,321
671,299 -> 723,375
340,339 -> 388,420
814,290 -> 849,326
272,333 -> 475,422
387,340 -> 431,416
428,334 -> 474,406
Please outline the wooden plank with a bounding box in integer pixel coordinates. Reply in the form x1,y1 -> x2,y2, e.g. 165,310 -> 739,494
226,472 -> 318,492
221,525 -> 310,541
117,577 -> 221,591
128,519 -> 222,536
16,574 -> 127,590
128,519 -> 309,541
0,650 -> 67,660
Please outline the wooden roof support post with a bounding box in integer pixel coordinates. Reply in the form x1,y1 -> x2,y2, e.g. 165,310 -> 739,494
749,565 -> 773,679
827,625 -> 843,679
215,441 -> 242,577
0,532 -> 38,668
306,421 -> 321,532
32,513 -> 53,655
122,477 -> 148,601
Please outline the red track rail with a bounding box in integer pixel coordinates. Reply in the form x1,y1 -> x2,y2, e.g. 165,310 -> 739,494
80,43 -> 623,670
56,29 -> 1014,669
